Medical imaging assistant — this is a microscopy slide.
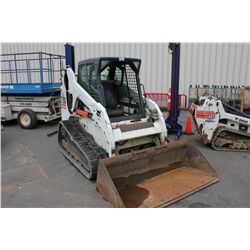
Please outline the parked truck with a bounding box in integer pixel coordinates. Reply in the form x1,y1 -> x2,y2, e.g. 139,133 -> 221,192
1,52 -> 64,128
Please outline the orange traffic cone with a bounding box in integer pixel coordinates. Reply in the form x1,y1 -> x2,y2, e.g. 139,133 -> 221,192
183,116 -> 195,135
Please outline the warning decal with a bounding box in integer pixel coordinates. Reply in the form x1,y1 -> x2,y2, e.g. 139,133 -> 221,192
196,110 -> 216,119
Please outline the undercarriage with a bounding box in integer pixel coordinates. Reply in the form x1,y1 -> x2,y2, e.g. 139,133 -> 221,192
211,126 -> 250,152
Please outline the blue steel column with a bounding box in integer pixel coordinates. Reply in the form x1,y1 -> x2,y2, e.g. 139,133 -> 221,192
13,54 -> 19,83
26,59 -> 31,83
39,52 -> 44,84
8,61 -> 13,83
64,43 -> 75,72
165,43 -> 183,134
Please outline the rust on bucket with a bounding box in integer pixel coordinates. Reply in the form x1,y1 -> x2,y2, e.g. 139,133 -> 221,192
96,140 -> 218,208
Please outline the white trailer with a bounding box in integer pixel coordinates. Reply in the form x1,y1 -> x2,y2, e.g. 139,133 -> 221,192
1,52 -> 64,129
1,95 -> 61,129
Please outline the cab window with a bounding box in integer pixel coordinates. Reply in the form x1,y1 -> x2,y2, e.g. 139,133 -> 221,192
78,64 -> 89,91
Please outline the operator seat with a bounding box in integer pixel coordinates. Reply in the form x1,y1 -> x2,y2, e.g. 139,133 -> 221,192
101,80 -> 124,117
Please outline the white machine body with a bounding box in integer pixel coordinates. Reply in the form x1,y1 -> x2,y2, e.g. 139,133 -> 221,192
61,67 -> 167,156
193,96 -> 250,144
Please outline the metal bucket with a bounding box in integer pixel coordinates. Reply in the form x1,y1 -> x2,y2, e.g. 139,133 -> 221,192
96,140 -> 218,208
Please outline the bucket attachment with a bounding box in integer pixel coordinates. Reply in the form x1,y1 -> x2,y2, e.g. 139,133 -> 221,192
96,140 -> 218,208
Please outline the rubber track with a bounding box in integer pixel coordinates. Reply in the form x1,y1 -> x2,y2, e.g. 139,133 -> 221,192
211,126 -> 250,152
58,119 -> 108,179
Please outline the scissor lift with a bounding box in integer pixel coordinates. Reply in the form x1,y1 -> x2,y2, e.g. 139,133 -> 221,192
1,52 -> 64,128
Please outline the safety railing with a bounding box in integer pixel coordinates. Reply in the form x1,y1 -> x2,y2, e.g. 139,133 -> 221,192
144,92 -> 187,110
1,52 -> 65,94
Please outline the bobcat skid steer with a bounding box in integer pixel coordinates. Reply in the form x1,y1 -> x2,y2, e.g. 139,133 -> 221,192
58,57 -> 218,207
192,96 -> 250,151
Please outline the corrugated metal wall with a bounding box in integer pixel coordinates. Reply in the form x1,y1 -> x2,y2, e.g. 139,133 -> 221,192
1,43 -> 249,95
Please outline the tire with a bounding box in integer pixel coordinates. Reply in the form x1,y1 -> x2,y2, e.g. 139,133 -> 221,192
17,109 -> 37,129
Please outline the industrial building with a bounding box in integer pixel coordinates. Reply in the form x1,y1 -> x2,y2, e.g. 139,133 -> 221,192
2,43 -> 249,95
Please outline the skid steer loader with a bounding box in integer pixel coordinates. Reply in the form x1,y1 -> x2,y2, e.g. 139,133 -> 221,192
58,56 -> 218,207
192,96 -> 250,151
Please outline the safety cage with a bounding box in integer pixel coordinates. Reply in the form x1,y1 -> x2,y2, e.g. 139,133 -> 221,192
77,57 -> 146,122
1,52 -> 65,95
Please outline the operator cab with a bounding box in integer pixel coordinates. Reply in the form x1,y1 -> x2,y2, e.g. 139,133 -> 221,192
77,57 -> 146,122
